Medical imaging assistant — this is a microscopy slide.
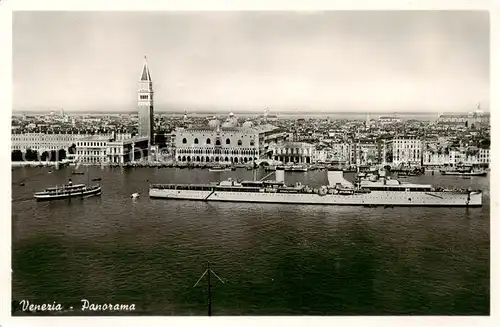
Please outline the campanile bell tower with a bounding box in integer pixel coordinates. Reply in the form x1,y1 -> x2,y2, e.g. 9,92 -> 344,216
137,55 -> 154,144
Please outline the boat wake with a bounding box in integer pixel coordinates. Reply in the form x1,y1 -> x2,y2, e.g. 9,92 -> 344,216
12,196 -> 34,203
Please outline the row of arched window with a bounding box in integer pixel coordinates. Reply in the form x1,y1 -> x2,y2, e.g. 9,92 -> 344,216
181,137 -> 255,146
178,156 -> 257,163
273,156 -> 312,164
177,148 -> 257,155
272,147 -> 312,155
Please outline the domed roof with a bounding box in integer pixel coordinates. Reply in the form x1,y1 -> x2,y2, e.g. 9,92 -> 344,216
222,117 -> 238,128
208,118 -> 221,129
242,121 -> 253,128
220,113 -> 239,128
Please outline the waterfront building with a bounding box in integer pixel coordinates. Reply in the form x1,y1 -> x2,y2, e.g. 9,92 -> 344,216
11,133 -> 82,152
362,143 -> 381,164
478,148 -> 490,165
137,56 -> 154,145
161,132 -> 174,151
422,148 -> 490,167
328,143 -> 351,164
423,150 -> 458,167
446,150 -> 463,166
392,138 -> 423,166
10,132 -> 130,153
172,113 -> 283,164
75,135 -> 110,165
313,149 -> 328,163
75,133 -> 149,165
350,143 -> 380,165
270,141 -> 316,164
257,123 -> 289,153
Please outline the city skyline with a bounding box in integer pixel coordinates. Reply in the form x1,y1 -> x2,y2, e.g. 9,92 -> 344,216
13,11 -> 489,113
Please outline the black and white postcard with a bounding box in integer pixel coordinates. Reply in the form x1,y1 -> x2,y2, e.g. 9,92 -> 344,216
1,1 -> 497,327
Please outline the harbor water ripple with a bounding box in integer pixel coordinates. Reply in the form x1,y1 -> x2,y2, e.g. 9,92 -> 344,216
11,166 -> 490,315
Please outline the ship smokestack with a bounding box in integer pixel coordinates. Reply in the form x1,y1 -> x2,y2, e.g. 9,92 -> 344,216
275,167 -> 285,184
327,169 -> 353,188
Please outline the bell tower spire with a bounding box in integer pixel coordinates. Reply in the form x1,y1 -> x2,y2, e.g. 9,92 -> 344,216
138,55 -> 154,145
140,55 -> 152,82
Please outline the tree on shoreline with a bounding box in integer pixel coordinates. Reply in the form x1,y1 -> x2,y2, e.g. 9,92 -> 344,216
25,149 -> 39,161
68,144 -> 76,154
11,150 -> 23,162
479,138 -> 490,149
41,151 -> 49,161
58,149 -> 67,161
11,148 -> 68,162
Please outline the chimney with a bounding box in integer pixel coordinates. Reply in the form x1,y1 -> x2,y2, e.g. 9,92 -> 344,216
327,168 -> 353,188
275,166 -> 285,184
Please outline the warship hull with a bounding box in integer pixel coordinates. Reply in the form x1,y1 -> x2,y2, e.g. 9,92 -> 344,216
149,188 -> 482,207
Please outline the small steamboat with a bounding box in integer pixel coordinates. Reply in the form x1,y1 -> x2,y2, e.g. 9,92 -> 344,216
440,167 -> 488,177
34,180 -> 101,201
278,165 -> 308,172
209,165 -> 233,172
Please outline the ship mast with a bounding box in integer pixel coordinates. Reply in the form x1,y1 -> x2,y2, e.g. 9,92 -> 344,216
356,127 -> 360,174
382,139 -> 387,167
259,171 -> 276,181
421,125 -> 426,167
193,261 -> 224,316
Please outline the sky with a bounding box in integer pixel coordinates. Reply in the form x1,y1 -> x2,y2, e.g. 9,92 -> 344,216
12,11 -> 490,113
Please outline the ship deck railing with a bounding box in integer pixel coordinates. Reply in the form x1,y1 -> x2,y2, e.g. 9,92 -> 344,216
44,184 -> 87,191
362,186 -> 433,192
151,183 -> 316,195
36,184 -> 100,195
149,184 -> 480,195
